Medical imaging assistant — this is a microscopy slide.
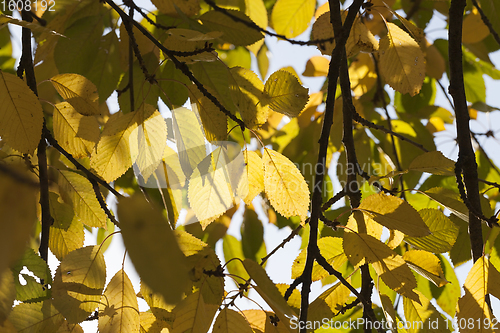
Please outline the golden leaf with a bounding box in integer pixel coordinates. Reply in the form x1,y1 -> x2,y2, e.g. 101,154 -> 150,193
50,73 -> 99,116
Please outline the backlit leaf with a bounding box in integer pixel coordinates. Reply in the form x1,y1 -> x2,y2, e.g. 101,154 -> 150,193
434,255 -> 460,317
98,269 -> 140,333
52,246 -> 106,323
344,232 -> 419,301
50,73 -> 99,116
408,151 -> 455,176
171,291 -> 219,333
271,0 -> 315,38
349,53 -> 377,96
379,22 -> 425,96
379,293 -> 398,332
9,300 -> 64,332
264,70 -> 309,117
403,290 -> 449,333
53,102 -> 100,158
403,250 -> 448,287
189,86 -> 227,142
213,308 -> 253,333
302,56 -> 329,77
58,170 -> 107,229
0,14 -> 62,35
357,193 -> 431,237
405,208 -> 459,253
241,149 -> 264,205
223,235 -> 250,284
151,0 -> 199,16
0,71 -> 43,155
263,148 -> 309,221
308,281 -> 350,323
462,8 -> 489,44
0,270 -> 15,323
241,310 -> 291,333
117,194 -> 188,304
11,248 -> 52,303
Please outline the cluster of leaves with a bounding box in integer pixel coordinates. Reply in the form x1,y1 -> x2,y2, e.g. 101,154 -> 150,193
1,0 -> 500,332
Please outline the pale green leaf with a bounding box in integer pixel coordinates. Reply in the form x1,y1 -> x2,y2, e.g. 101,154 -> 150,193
117,194 -> 188,305
379,22 -> 425,96
98,269 -> 140,333
0,71 -> 43,154
357,193 -> 431,237
50,73 -> 99,116
52,246 -> 106,323
408,151 -> 455,176
9,300 -> 64,333
264,70 -> 309,117
53,102 -> 100,158
58,170 -> 107,228
405,209 -> 459,253
271,0 -> 315,38
213,308 -> 253,333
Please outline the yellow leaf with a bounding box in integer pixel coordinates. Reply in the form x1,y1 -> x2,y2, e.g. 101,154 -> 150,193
462,8 -> 489,44
139,311 -> 172,332
262,148 -> 309,221
271,0 -> 315,38
129,105 -> 168,183
457,256 -> 499,332
308,281 -> 351,323
0,270 -> 15,323
343,232 -> 419,301
52,246 -> 106,323
423,187 -> 469,222
292,237 -> 347,282
302,56 -> 329,77
140,281 -> 175,320
357,193 -> 431,237
379,293 -> 398,332
408,151 -> 455,176
230,66 -> 269,129
163,29 -> 220,63
188,147 -> 235,224
58,170 -> 107,228
151,0 -> 199,16
426,116 -> 446,133
50,73 -> 99,116
425,41 -> 445,80
403,290 -> 449,333
0,71 -> 43,154
117,194 -> 188,304
98,269 -> 140,333
403,250 -> 448,287
241,149 -> 264,205
0,14 -> 62,36
241,310 -> 292,333
189,86 -> 227,142
245,0 -> 268,55
346,210 -> 383,239
213,308 -> 254,333
56,321 -> 84,332
0,172 -> 37,276
386,229 -> 405,249
264,70 -> 309,117
48,192 -> 84,261
379,22 -> 425,96
200,10 -> 264,46
171,291 -> 219,333
9,300 -> 64,332
349,53 -> 377,96
53,102 -> 100,158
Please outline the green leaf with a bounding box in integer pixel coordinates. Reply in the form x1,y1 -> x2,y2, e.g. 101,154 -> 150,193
9,300 -> 64,332
222,235 -> 250,285
117,194 -> 188,305
50,73 -> 100,116
52,246 -> 106,323
199,10 -> 264,46
433,255 -> 460,317
58,170 -> 107,228
357,193 -> 431,237
271,0 -> 315,38
463,62 -> 486,103
98,269 -> 140,333
159,60 -> 190,108
0,71 -> 43,154
405,208 -> 459,253
264,70 -> 309,117
11,248 -> 52,303
241,207 -> 266,263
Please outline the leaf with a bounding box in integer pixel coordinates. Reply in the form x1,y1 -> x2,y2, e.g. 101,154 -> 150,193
98,269 -> 140,333
405,209 -> 459,253
403,250 -> 448,287
117,194 -> 188,304
356,193 -> 431,237
50,73 -> 100,116
90,111 -> 137,182
349,53 -> 377,96
11,248 -> 52,303
9,300 -> 64,332
408,151 -> 455,176
199,10 -> 264,46
433,254 -> 460,317
241,310 -> 291,333
171,291 -> 219,333
241,207 -> 266,263
302,56 -> 329,77
53,102 -> 100,158
403,290 -> 449,333
379,294 -> 398,332
262,148 -> 309,221
292,237 -> 347,281
223,235 -> 250,284
271,0 -> 315,38
129,105 -> 168,183
422,187 -> 469,222
213,308 -> 253,333
243,259 -> 296,319
0,172 -> 37,276
0,270 -> 15,323
189,86 -> 228,142
462,8 -> 489,44
52,246 -> 106,323
188,147 -> 235,224
240,149 -> 264,205
58,170 -> 107,228
379,22 -> 425,96
457,256 -> 498,333
308,281 -> 350,324
343,232 -> 419,301
230,67 -> 269,129
0,14 -> 63,35
264,70 -> 309,117
0,71 -> 43,154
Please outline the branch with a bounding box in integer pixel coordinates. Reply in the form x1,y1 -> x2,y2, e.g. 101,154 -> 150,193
471,0 -> 500,47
